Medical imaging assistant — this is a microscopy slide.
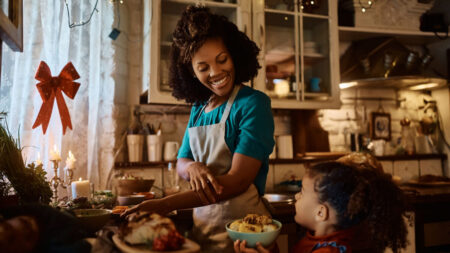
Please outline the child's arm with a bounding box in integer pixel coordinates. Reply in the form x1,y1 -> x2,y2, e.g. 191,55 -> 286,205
233,240 -> 277,253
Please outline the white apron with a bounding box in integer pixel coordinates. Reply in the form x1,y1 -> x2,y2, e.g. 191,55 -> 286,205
188,85 -> 269,253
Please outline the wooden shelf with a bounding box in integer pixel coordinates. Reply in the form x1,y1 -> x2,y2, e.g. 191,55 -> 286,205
115,154 -> 446,168
270,153 -> 447,164
339,26 -> 447,45
115,161 -> 176,169
302,13 -> 329,20
303,53 -> 326,65
376,154 -> 447,161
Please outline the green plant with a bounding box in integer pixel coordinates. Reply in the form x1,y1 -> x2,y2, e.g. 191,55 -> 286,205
0,123 -> 52,204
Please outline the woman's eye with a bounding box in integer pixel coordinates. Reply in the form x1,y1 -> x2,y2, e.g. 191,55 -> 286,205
218,56 -> 227,64
198,66 -> 208,72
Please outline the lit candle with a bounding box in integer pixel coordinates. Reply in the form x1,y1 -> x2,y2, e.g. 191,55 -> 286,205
71,178 -> 90,199
36,152 -> 42,166
49,145 -> 61,161
66,150 -> 76,169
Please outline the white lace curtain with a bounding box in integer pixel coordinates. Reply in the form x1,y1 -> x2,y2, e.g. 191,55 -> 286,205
0,0 -> 115,189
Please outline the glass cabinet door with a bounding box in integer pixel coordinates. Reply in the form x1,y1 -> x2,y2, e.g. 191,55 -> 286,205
301,3 -> 331,99
253,0 -> 340,109
148,0 -> 249,104
254,0 -> 299,101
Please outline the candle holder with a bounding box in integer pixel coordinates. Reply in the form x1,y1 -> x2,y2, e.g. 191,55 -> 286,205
49,160 -> 74,204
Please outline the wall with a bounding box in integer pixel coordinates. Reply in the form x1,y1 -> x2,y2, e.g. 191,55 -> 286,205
97,0 -> 143,189
319,88 -> 436,152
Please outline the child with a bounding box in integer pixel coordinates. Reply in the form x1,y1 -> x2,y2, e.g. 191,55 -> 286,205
234,161 -> 407,253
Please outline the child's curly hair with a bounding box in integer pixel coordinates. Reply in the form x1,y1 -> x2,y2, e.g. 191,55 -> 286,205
308,162 -> 408,253
169,5 -> 261,103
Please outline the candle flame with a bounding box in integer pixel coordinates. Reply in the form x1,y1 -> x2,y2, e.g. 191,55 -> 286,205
53,144 -> 58,152
79,177 -> 82,181
37,152 -> 41,160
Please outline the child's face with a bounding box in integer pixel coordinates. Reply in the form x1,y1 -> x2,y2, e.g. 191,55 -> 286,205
294,174 -> 321,230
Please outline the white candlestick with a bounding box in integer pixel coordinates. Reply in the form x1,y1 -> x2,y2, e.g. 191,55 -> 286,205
66,150 -> 76,169
50,145 -> 61,161
71,178 -> 90,199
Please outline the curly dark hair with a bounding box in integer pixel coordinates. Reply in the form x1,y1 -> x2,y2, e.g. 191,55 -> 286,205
169,5 -> 261,103
307,162 -> 408,253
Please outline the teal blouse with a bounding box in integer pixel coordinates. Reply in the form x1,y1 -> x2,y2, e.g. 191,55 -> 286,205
177,85 -> 275,195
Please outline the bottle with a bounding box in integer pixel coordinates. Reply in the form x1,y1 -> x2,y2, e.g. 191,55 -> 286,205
165,163 -> 179,196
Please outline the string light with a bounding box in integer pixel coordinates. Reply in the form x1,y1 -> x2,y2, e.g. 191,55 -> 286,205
64,0 -> 100,28
359,0 -> 375,13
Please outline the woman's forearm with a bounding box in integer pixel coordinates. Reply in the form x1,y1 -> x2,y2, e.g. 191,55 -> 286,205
163,189 -> 207,211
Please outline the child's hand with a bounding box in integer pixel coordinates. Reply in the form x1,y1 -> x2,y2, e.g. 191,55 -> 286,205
233,239 -> 270,253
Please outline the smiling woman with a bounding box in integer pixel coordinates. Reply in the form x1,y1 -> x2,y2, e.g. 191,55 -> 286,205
123,6 -> 275,252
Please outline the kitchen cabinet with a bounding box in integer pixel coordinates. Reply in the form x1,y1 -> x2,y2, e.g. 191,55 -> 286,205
146,0 -> 251,104
252,0 -> 341,109
145,0 -> 340,108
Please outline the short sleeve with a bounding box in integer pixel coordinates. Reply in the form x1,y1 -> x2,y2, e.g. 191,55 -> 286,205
177,126 -> 194,159
177,106 -> 198,160
234,92 -> 275,161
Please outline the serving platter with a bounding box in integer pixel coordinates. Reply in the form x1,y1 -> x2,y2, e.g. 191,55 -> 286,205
112,234 -> 200,253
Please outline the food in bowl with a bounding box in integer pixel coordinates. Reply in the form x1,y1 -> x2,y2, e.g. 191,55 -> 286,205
73,209 -> 111,233
229,214 -> 278,233
120,211 -> 185,251
112,205 -> 128,214
226,214 -> 282,248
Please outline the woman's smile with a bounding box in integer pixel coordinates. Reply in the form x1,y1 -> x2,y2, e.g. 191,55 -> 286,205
209,73 -> 230,89
191,37 -> 235,98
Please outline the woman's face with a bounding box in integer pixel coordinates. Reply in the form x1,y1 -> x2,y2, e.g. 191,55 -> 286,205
191,37 -> 235,98
294,174 -> 321,230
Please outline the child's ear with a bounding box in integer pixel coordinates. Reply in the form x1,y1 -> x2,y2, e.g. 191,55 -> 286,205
315,204 -> 329,222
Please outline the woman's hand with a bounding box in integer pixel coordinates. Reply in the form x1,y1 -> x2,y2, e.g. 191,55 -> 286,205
186,162 -> 223,204
233,240 -> 270,253
121,199 -> 169,218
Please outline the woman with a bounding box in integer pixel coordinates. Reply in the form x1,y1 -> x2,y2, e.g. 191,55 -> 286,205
123,6 -> 275,252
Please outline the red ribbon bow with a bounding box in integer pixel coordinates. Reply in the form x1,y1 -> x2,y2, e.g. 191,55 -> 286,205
32,61 -> 80,135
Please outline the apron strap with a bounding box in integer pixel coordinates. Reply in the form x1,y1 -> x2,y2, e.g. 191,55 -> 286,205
219,85 -> 240,124
193,102 -> 208,126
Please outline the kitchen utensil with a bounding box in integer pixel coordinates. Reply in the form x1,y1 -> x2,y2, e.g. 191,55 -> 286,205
73,209 -> 111,233
127,135 -> 144,162
112,234 -> 201,253
117,195 -> 146,206
414,135 -> 432,154
277,135 -> 293,159
116,179 -> 154,196
263,193 -> 295,204
226,219 -> 282,248
147,135 -> 162,162
163,141 -> 180,161
309,77 -> 321,92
